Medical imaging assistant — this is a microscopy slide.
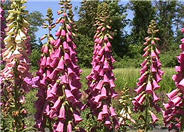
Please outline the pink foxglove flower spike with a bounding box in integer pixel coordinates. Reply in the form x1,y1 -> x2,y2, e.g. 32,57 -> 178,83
34,8 -> 57,131
132,20 -> 164,131
86,2 -> 119,131
163,28 -> 184,131
35,1 -> 84,131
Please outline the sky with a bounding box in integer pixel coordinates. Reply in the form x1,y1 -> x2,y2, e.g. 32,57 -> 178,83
25,0 -> 133,42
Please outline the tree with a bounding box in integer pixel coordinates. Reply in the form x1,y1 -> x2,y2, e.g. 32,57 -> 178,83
76,0 -> 99,67
107,0 -> 129,59
78,0 -> 99,38
173,1 -> 184,45
129,1 -> 155,46
26,11 -> 44,49
76,0 -> 128,67
155,0 -> 176,50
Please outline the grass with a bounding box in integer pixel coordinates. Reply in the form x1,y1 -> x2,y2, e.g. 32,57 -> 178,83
25,68 -> 176,131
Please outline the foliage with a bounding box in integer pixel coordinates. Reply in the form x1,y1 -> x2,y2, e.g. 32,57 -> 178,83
129,0 -> 155,46
160,49 -> 179,67
77,0 -> 128,67
155,0 -> 176,50
107,0 -> 129,58
78,0 -> 99,39
76,34 -> 93,68
30,48 -> 41,69
26,11 -> 44,49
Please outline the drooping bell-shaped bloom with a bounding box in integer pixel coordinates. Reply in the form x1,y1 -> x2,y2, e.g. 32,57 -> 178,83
132,20 -> 164,129
35,3 -> 83,131
86,2 -> 119,130
163,28 -> 184,131
0,0 -> 34,131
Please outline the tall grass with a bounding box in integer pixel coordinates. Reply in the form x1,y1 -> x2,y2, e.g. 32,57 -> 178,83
81,68 -> 175,92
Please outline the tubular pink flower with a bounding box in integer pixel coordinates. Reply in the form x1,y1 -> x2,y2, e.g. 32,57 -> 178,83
35,3 -> 83,131
163,28 -> 184,131
86,2 -> 119,130
149,111 -> 158,124
132,20 -> 163,128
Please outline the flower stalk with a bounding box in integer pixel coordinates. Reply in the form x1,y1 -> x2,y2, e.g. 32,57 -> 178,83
163,28 -> 184,131
0,0 -> 33,131
132,20 -> 164,131
35,1 -> 84,131
86,2 -> 119,131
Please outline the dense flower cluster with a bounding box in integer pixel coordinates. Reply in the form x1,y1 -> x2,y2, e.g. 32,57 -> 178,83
163,28 -> 184,131
35,1 -> 84,131
0,0 -> 6,64
132,20 -> 164,127
86,2 -> 119,130
0,0 -> 33,131
34,8 -> 56,131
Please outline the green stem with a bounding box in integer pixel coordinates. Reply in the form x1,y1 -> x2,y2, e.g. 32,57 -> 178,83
181,113 -> 184,131
144,96 -> 148,132
48,118 -> 52,132
13,62 -> 22,132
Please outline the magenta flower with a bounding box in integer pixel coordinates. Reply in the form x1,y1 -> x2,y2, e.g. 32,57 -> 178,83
132,20 -> 164,130
163,28 -> 184,131
0,0 -> 34,131
86,3 -> 119,130
0,1 -> 5,65
35,2 -> 83,131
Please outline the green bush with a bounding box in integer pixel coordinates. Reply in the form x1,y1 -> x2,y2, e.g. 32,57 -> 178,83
30,48 -> 41,69
113,57 -> 144,68
160,49 -> 180,67
113,49 -> 180,68
76,34 -> 94,68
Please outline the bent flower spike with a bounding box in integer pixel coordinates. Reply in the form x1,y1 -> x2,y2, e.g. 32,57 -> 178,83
163,28 -> 184,131
35,1 -> 84,131
0,0 -> 33,131
86,2 -> 119,130
132,20 -> 164,130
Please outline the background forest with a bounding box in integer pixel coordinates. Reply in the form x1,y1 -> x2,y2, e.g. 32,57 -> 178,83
3,0 -> 183,69
27,0 -> 184,69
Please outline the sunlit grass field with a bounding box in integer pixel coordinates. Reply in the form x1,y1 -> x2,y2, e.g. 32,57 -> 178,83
80,68 -> 176,92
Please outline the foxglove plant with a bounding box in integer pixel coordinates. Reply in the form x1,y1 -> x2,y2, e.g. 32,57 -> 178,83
0,0 -> 6,65
163,28 -> 184,131
34,8 -> 56,131
0,0 -> 33,131
35,1 -> 83,131
132,20 -> 164,131
119,84 -> 135,128
86,2 -> 119,130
